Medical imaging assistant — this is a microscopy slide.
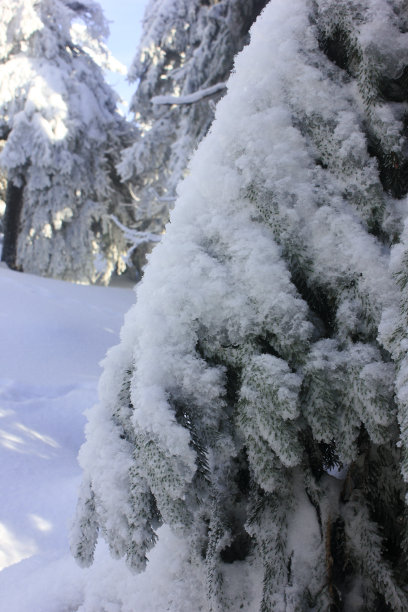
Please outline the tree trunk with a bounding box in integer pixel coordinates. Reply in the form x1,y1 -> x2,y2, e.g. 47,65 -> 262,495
1,180 -> 24,270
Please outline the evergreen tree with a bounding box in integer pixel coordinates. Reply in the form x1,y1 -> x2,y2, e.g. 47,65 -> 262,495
72,0 -> 408,609
118,0 -> 268,271
0,0 -> 136,284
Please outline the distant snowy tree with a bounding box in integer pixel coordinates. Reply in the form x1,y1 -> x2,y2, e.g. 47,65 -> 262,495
72,0 -> 408,610
0,0 -> 136,284
118,0 -> 268,270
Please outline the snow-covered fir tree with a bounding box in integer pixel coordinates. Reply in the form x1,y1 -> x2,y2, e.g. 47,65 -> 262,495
72,0 -> 408,609
0,0 -> 136,284
117,0 -> 268,270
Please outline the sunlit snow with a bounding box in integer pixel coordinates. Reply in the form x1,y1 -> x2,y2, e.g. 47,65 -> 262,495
0,265 -> 135,610
0,265 -> 215,611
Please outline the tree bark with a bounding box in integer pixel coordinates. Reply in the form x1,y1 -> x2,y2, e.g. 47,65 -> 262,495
1,180 -> 24,270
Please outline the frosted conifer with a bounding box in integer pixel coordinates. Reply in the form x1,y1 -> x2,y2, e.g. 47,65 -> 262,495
73,0 -> 408,609
117,0 -> 268,270
0,0 -> 136,284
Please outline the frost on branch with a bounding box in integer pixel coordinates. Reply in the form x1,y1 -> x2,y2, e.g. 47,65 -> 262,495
73,0 -> 408,609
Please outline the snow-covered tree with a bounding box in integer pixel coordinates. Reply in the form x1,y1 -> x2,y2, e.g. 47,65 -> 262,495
0,0 -> 136,284
72,0 -> 408,609
117,0 -> 268,270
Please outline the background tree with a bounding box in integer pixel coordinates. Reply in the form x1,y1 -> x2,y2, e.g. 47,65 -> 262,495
72,0 -> 408,610
0,0 -> 136,284
118,0 -> 268,271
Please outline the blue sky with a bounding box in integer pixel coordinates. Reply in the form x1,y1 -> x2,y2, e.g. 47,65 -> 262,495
99,0 -> 149,109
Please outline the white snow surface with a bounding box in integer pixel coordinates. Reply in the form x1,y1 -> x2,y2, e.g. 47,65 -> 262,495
0,265 -> 214,611
0,266 -> 195,611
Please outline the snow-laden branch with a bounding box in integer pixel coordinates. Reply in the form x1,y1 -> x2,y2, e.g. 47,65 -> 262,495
110,215 -> 161,248
152,82 -> 227,106
110,214 -> 161,266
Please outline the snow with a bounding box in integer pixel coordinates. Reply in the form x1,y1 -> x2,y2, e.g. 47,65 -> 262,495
0,265 -> 213,611
2,0 -> 408,608
0,264 -> 137,611
152,82 -> 227,105
73,0 -> 408,608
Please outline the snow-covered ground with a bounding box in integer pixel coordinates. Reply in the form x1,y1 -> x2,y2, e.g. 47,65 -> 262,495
0,265 -> 211,612
0,265 -> 137,611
